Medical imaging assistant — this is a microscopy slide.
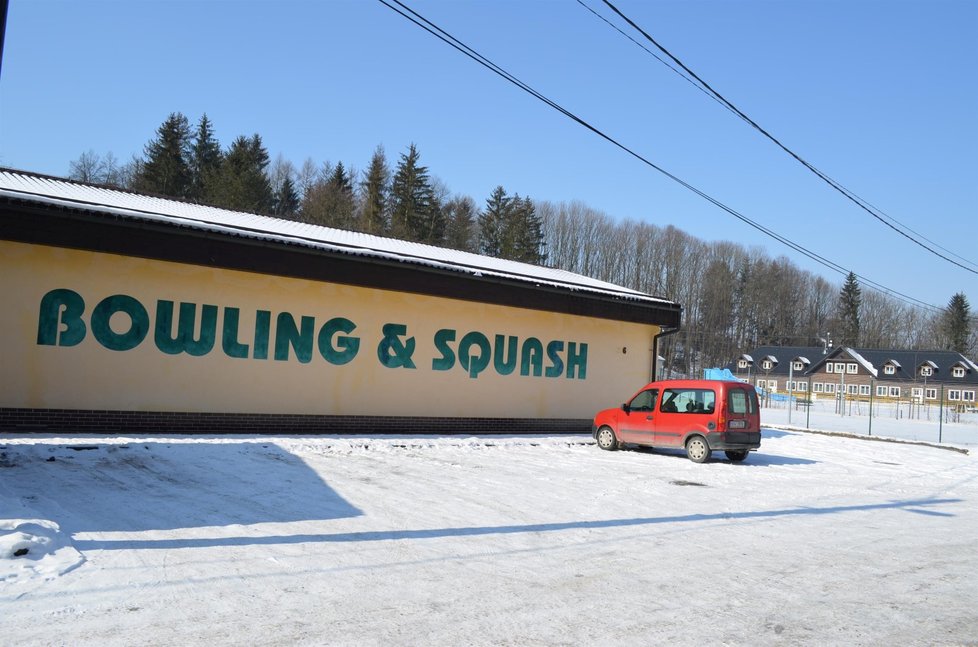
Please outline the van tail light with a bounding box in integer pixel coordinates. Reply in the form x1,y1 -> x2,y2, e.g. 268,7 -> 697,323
717,402 -> 727,432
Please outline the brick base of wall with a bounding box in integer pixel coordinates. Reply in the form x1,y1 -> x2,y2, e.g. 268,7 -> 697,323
0,408 -> 592,435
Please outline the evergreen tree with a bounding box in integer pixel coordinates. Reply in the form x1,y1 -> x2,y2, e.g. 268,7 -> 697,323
189,114 -> 223,203
941,292 -> 971,353
135,112 -> 192,197
443,195 -> 478,253
479,186 -> 511,257
273,176 -> 300,218
505,195 -> 546,264
388,144 -> 436,242
211,134 -> 274,213
837,271 -> 861,347
359,146 -> 389,236
300,162 -> 357,230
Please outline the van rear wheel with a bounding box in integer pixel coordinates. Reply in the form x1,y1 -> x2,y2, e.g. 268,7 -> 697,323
725,449 -> 749,462
685,436 -> 711,463
596,427 -> 619,451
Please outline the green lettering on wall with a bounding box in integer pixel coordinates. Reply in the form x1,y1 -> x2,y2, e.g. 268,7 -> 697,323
567,342 -> 588,379
154,301 -> 217,356
545,340 -> 565,378
431,329 -> 456,371
253,310 -> 271,360
459,331 -> 490,379
221,307 -> 250,359
91,294 -> 149,351
36,288 -> 87,347
317,317 -> 360,365
493,335 -> 518,376
275,313 -> 314,363
520,337 -> 543,377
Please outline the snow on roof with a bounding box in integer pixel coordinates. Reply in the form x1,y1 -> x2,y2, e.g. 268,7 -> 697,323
740,354 -> 754,363
886,359 -> 903,369
920,360 -> 939,369
794,356 -> 810,364
762,355 -> 779,364
0,169 -> 675,308
843,348 -> 878,377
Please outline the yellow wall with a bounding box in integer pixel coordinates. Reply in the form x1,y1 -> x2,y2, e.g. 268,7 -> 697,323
0,241 -> 660,418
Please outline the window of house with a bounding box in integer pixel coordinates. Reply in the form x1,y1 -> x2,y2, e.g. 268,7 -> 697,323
884,365 -> 896,375
761,360 -> 772,370
835,362 -> 846,373
847,363 -> 858,374
925,388 -> 937,400
737,359 -> 748,369
792,361 -> 804,371
768,380 -> 778,390
889,386 -> 901,397
859,384 -> 870,396
826,363 -> 834,374
920,366 -> 933,377
847,384 -> 859,395
952,366 -> 965,378
798,382 -> 808,392
964,391 -> 975,402
813,383 -> 823,393
948,390 -> 961,401
876,385 -> 888,397
911,388 -> 923,400
825,383 -> 836,394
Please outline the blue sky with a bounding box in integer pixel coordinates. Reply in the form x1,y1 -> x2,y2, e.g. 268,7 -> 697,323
1,0 -> 975,312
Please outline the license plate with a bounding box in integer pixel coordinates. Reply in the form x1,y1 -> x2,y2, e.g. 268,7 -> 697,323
728,419 -> 747,429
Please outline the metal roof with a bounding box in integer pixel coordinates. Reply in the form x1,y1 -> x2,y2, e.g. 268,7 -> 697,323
0,168 -> 675,309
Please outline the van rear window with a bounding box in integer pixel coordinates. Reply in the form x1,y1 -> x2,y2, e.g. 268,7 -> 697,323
728,389 -> 757,414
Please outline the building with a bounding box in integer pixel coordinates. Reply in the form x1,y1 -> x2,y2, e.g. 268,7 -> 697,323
728,345 -> 978,408
0,169 -> 682,433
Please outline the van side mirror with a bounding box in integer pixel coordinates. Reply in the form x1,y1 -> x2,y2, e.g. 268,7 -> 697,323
621,403 -> 630,413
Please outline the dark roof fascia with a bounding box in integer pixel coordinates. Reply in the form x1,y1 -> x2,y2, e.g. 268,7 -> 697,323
1,198 -> 682,328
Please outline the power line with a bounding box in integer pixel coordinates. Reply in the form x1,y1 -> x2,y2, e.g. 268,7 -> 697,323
376,0 -> 941,312
592,0 -> 978,276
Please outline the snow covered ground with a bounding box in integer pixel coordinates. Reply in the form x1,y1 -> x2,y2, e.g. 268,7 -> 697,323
2,422 -> 977,645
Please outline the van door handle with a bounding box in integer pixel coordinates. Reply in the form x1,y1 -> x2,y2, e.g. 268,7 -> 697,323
646,415 -> 654,420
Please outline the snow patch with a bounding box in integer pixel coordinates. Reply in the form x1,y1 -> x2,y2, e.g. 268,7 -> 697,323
0,519 -> 85,583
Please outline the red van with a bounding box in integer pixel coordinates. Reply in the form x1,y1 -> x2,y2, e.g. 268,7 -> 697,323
592,379 -> 761,463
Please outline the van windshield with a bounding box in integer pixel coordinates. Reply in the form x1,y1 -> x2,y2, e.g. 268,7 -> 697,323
728,388 -> 758,414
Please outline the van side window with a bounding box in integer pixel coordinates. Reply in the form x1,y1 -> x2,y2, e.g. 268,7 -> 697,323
728,389 -> 757,414
628,389 -> 658,412
660,388 -> 716,414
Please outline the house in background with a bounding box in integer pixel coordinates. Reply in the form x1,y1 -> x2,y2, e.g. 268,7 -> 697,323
726,346 -> 978,409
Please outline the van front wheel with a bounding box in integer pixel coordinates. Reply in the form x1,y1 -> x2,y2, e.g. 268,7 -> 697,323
596,427 -> 619,451
685,436 -> 711,463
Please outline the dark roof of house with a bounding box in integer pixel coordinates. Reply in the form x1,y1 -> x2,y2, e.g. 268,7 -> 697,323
724,346 -> 827,374
809,347 -> 978,384
726,345 -> 978,385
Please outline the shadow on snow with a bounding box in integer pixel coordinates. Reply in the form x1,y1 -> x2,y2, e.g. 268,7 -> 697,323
2,442 -> 362,532
73,497 -> 960,551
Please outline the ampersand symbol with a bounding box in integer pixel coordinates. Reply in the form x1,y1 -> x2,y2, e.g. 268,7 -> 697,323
377,323 -> 417,369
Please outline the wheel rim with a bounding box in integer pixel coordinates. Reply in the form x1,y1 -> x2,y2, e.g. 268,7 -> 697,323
598,428 -> 614,448
688,438 -> 707,460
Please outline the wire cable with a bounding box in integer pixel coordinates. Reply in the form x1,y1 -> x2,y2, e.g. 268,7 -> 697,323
593,0 -> 978,276
376,0 -> 941,312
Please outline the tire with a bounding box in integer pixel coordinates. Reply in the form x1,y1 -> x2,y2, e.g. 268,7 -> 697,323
685,436 -> 711,463
596,426 -> 619,451
725,449 -> 749,462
